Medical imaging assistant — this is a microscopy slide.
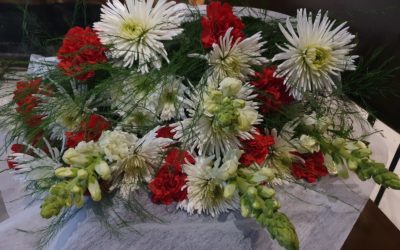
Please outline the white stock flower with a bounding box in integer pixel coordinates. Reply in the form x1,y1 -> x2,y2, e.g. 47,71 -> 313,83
297,134 -> 320,153
272,9 -> 358,99
94,0 -> 184,73
98,130 -> 138,161
208,28 -> 268,80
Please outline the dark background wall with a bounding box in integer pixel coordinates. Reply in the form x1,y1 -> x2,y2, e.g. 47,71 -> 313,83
1,0 -> 400,132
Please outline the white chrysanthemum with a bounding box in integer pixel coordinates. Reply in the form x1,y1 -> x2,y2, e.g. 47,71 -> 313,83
208,28 -> 268,80
178,150 -> 241,216
110,127 -> 173,198
147,77 -> 188,121
272,9 -> 358,99
10,139 -> 62,185
174,77 -> 262,158
94,0 -> 184,73
98,130 -> 138,161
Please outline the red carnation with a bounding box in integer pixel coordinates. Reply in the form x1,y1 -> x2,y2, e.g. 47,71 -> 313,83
250,67 -> 294,114
65,114 -> 110,148
240,130 -> 275,167
148,148 -> 195,205
201,1 -> 245,49
291,151 -> 328,183
156,126 -> 176,139
57,26 -> 107,81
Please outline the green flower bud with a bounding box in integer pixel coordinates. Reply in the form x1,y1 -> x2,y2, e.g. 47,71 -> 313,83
88,176 -> 102,201
223,183 -> 237,198
94,160 -> 111,181
240,197 -> 251,218
260,167 -> 275,178
62,148 -> 89,166
77,169 -> 88,180
55,167 -> 76,178
73,193 -> 85,208
247,186 -> 257,197
258,186 -> 276,199
347,158 -> 358,171
252,197 -> 264,210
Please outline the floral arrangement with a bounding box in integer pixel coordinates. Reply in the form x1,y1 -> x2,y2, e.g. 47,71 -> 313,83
1,1 -> 400,249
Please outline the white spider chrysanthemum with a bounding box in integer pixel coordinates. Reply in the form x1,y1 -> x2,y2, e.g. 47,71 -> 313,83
272,9 -> 358,99
93,0 -> 184,73
147,77 -> 188,121
174,77 -> 262,158
10,139 -> 62,184
178,150 -> 242,216
109,127 -> 173,198
208,28 -> 268,80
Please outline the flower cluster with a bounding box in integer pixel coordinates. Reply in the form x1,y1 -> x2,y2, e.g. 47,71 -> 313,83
5,2 -> 400,250
57,26 -> 107,81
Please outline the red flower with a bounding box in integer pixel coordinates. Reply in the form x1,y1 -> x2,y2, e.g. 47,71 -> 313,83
156,126 -> 176,139
240,130 -> 275,167
65,114 -> 110,148
14,78 -> 42,116
7,143 -> 26,169
57,26 -> 107,81
291,151 -> 328,183
201,1 -> 245,49
148,148 -> 195,205
250,67 -> 294,114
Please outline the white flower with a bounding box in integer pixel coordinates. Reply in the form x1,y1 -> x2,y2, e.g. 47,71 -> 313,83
207,28 -> 268,80
63,141 -> 103,167
297,134 -> 320,153
272,9 -> 358,99
98,130 -> 138,161
174,77 -> 261,158
93,0 -> 184,73
178,150 -> 242,216
147,77 -> 188,121
10,139 -> 62,182
110,127 -> 173,198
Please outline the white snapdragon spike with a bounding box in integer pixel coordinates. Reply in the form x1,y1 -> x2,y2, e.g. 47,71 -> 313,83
10,139 -> 62,182
109,127 -> 173,198
178,150 -> 242,217
93,0 -> 184,73
174,77 -> 262,158
208,28 -> 269,81
272,9 -> 358,99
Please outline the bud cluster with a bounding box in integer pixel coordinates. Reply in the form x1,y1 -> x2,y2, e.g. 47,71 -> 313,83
40,141 -> 112,218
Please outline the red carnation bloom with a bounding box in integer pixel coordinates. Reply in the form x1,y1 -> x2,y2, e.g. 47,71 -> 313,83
250,67 -> 294,114
148,148 -> 195,205
201,1 -> 245,49
156,126 -> 176,139
65,114 -> 110,148
240,130 -> 275,167
14,78 -> 42,116
291,151 -> 328,183
7,143 -> 26,169
57,26 -> 107,81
